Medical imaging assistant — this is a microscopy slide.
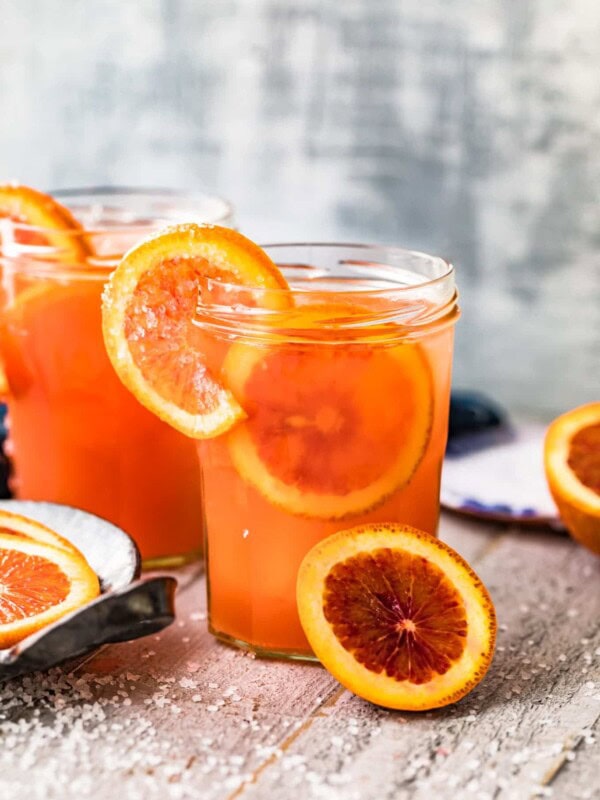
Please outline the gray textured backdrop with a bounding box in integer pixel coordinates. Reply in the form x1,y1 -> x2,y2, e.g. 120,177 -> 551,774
1,0 -> 599,417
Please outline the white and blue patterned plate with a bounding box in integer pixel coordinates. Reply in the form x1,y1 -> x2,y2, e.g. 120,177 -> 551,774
442,421 -> 563,526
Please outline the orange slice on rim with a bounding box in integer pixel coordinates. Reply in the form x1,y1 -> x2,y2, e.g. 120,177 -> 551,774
544,402 -> 600,555
101,223 -> 290,438
223,333 -> 433,518
0,533 -> 100,648
0,184 -> 89,258
297,524 -> 496,710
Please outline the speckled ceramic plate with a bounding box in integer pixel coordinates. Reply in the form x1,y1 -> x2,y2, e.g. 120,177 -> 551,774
0,501 -> 177,680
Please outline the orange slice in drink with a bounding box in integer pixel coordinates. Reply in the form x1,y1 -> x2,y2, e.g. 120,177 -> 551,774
223,336 -> 433,518
0,533 -> 100,648
101,224 -> 290,438
544,402 -> 600,555
297,523 -> 496,710
0,184 -> 89,258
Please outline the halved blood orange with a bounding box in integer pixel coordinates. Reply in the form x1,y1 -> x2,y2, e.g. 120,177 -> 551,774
0,533 -> 100,648
297,524 -> 496,710
223,338 -> 432,518
545,402 -> 600,555
101,223 -> 290,438
0,184 -> 89,258
0,509 -> 82,556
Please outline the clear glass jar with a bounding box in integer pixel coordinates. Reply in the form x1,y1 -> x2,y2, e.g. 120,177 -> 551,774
0,187 -> 234,567
194,243 -> 459,659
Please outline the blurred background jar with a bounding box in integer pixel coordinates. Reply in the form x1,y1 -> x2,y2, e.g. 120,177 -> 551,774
0,187 -> 234,566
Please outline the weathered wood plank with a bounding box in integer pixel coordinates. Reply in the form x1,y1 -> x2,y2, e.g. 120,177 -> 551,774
236,526 -> 600,800
0,557 -> 337,800
436,511 -> 499,563
0,516 -> 597,800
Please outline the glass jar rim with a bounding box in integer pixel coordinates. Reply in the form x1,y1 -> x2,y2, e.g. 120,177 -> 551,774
0,186 -> 235,277
263,240 -> 454,291
198,241 -> 456,300
1,185 -> 234,241
194,241 -> 459,342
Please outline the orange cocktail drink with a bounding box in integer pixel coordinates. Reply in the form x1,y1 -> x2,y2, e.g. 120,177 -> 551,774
0,188 -> 234,565
194,243 -> 459,658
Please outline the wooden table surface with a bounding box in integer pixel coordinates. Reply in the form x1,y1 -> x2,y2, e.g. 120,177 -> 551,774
1,514 -> 599,800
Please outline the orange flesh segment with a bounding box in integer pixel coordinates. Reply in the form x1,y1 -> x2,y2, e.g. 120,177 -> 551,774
125,257 -> 226,415
0,549 -> 70,623
324,548 -> 467,684
568,423 -> 600,495
225,339 -> 432,518
245,347 -> 423,494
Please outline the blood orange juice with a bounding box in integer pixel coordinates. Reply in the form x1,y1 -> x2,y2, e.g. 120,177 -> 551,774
0,188 -> 234,565
195,243 -> 459,658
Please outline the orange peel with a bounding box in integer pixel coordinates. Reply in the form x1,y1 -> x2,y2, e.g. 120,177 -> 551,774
545,402 -> 600,555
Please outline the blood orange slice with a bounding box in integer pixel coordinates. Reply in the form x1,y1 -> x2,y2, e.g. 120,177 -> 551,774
544,402 -> 600,555
297,524 -> 496,710
0,184 -> 89,258
0,533 -> 100,648
101,223 -> 290,438
223,338 -> 432,518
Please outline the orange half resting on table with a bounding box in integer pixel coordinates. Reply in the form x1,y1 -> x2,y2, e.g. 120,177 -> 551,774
0,531 -> 100,648
545,402 -> 600,555
0,183 -> 90,258
101,223 -> 290,438
297,524 -> 496,710
223,324 -> 432,518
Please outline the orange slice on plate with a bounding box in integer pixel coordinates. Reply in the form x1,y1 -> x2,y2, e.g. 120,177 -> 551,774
0,533 -> 100,648
297,524 -> 496,710
101,223 -> 290,438
223,337 -> 432,518
544,402 -> 600,555
0,184 -> 89,258
0,509 -> 82,556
